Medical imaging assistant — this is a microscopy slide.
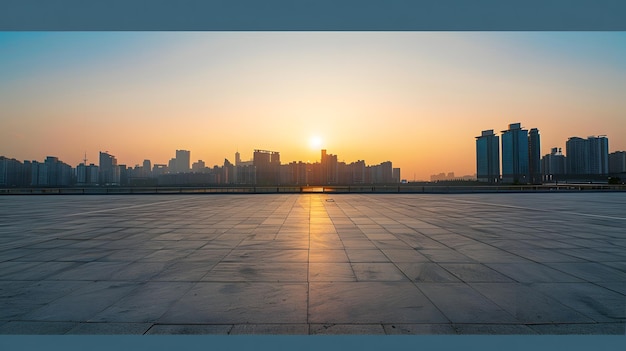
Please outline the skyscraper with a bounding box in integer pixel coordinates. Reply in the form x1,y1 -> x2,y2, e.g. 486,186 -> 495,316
541,147 -> 566,182
528,128 -> 541,184
588,136 -> 608,175
475,129 -> 500,183
566,136 -> 608,176
609,151 -> 626,174
175,150 -> 190,173
99,152 -> 120,185
143,159 -> 152,177
501,123 -> 529,184
253,149 -> 280,185
566,137 -> 589,175
321,149 -> 338,185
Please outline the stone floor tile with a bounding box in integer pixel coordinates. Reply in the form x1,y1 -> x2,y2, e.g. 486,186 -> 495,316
397,263 -> 461,283
351,263 -> 408,281
309,323 -> 385,334
309,282 -> 448,324
145,324 -> 232,334
205,262 -> 308,282
158,282 -> 308,324
452,324 -> 537,334
229,324 -> 309,334
382,323 -> 456,334
470,283 -> 595,324
66,322 -> 153,334
418,283 -> 518,324
0,321 -> 78,334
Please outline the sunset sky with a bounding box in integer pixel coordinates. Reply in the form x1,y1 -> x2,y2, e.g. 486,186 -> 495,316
1,32 -> 625,180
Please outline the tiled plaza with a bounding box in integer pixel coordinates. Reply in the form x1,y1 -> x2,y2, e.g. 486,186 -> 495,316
0,193 -> 625,334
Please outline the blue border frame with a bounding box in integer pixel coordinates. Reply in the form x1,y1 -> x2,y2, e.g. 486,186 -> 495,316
2,0 -> 626,30
1,335 -> 625,351
1,1 -> 625,350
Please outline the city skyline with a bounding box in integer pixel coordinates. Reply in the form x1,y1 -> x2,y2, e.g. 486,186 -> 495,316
2,32 -> 626,180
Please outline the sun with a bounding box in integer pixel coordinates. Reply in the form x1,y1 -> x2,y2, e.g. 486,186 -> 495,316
309,136 -> 323,150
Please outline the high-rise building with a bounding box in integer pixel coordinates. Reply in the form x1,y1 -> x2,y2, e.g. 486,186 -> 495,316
253,149 -> 280,185
175,150 -> 190,173
588,136 -> 609,175
528,128 -> 541,184
321,149 -> 338,184
369,161 -> 393,184
99,152 -> 120,185
152,164 -> 168,177
77,163 -> 99,185
609,151 -> 626,174
566,136 -> 608,176
475,129 -> 500,183
541,147 -> 566,182
0,156 -> 28,187
392,168 -> 401,184
143,160 -> 152,177
350,160 -> 366,184
501,123 -> 529,184
566,137 -> 589,175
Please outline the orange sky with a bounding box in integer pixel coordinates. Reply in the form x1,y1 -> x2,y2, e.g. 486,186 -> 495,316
1,32 -> 625,180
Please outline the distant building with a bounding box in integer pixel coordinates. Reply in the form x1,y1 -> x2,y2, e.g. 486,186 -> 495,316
0,156 -> 28,187
349,160 -> 366,184
152,164 -> 168,177
475,129 -> 500,183
392,168 -> 401,183
29,156 -> 73,186
321,149 -> 338,185
168,158 -> 176,173
501,123 -> 529,184
566,136 -> 608,176
368,161 -> 393,184
253,149 -> 280,185
528,128 -> 541,184
588,136 -> 609,175
566,137 -> 589,175
99,152 -> 120,185
175,150 -> 191,173
192,160 -> 206,173
76,163 -> 99,185
222,159 -> 234,184
142,160 -> 152,177
541,147 -> 566,182
609,151 -> 626,174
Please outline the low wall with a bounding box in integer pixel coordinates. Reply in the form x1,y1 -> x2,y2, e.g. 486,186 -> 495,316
1,184 -> 626,195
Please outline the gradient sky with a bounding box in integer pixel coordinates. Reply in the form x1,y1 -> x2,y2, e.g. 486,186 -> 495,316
1,32 -> 625,180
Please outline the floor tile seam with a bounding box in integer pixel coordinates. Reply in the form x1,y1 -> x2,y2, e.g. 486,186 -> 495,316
407,280 -> 454,325
531,288 -> 626,323
130,281 -> 201,327
541,261 -> 626,283
306,194 -> 312,326
465,281 -> 598,323
321,196 -> 367,281
16,281 -> 144,324
448,198 -> 626,221
438,223 -> 558,265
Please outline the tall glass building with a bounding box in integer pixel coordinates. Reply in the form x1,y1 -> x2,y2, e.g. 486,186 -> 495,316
566,136 -> 608,176
588,136 -> 609,175
501,123 -> 529,184
475,129 -> 500,183
528,128 -> 541,184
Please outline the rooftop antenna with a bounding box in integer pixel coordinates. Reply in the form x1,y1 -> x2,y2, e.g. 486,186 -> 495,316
83,152 -> 87,164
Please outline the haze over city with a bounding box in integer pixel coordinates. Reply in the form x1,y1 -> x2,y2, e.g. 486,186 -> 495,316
1,32 -> 625,180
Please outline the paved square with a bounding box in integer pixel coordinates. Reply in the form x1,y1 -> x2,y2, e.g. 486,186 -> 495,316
0,193 -> 625,334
